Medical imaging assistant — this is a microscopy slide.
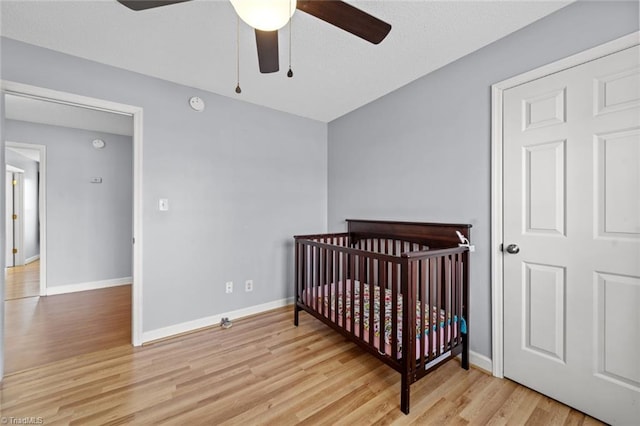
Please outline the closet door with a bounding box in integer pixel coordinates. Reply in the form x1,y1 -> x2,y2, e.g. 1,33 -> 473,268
503,45 -> 640,424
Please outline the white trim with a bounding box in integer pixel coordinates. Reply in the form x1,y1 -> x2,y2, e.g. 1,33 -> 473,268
1,80 -> 144,350
46,276 -> 131,296
131,109 -> 143,347
468,350 -> 493,374
6,141 -> 46,296
25,254 -> 40,264
490,31 -> 640,379
142,298 -> 294,344
491,84 -> 505,379
458,350 -> 493,374
1,82 -> 139,117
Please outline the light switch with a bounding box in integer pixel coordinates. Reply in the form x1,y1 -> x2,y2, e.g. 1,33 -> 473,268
159,199 -> 169,211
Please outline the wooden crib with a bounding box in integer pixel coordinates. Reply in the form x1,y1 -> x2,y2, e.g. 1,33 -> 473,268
294,219 -> 471,414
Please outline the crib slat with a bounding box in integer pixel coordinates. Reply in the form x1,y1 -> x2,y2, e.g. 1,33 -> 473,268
314,246 -> 320,313
391,261 -> 398,359
409,261 -> 417,375
435,255 -> 442,359
459,251 -> 464,342
307,245 -> 312,310
453,251 -> 458,347
306,245 -> 311,308
321,248 -> 327,317
424,258 -> 430,361
359,255 -> 365,341
419,259 -> 426,366
346,253 -> 352,336
446,254 -> 452,350
459,252 -> 463,346
327,248 -> 332,319
334,251 -> 340,326
324,248 -> 329,317
344,254 -> 349,336
378,260 -> 386,355
295,242 -> 301,303
310,245 -> 315,312
429,257 -> 436,362
368,255 -> 375,347
452,252 -> 458,347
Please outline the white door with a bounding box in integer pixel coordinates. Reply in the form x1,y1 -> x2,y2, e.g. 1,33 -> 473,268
5,168 -> 24,269
503,45 -> 640,425
5,170 -> 14,268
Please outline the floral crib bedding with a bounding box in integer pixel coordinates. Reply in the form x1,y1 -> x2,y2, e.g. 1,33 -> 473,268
303,279 -> 464,360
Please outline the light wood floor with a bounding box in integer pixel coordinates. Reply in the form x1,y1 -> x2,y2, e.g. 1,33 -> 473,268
1,302 -> 602,425
3,284 -> 131,373
5,259 -> 40,300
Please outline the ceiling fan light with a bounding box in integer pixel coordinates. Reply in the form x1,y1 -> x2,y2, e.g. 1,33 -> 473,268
230,0 -> 296,32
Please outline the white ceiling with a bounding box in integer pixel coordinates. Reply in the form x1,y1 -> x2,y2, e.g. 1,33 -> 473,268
0,0 -> 573,123
7,146 -> 41,163
5,94 -> 133,136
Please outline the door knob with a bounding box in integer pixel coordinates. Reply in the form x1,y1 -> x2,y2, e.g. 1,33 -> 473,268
505,244 -> 520,254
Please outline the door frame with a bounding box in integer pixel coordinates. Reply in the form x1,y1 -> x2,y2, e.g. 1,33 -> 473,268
490,31 -> 640,378
1,80 -> 144,348
6,142 -> 45,294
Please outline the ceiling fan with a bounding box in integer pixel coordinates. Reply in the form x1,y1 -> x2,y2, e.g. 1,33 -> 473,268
117,0 -> 392,74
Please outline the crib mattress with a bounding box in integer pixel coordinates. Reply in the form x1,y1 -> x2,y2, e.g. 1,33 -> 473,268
303,280 -> 459,360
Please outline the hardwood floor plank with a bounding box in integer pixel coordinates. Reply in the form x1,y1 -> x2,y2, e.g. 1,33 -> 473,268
5,260 -> 40,300
4,285 -> 131,374
2,305 -> 604,424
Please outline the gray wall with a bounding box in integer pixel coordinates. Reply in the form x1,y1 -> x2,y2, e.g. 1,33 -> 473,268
6,148 -> 39,261
327,0 -> 639,358
6,120 -> 133,287
1,37 -> 328,333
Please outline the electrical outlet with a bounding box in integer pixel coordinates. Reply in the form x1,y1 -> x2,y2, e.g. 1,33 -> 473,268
245,280 -> 253,292
225,281 -> 233,294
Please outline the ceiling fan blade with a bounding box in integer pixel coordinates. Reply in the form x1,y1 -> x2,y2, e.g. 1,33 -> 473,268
255,30 -> 279,74
296,0 -> 391,44
117,0 -> 191,11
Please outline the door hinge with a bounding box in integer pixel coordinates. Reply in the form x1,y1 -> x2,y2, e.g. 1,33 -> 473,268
12,179 -> 17,186
132,237 -> 135,244
12,214 -> 17,220
12,248 -> 18,254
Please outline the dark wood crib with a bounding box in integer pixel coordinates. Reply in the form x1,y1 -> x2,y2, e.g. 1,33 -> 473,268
294,219 -> 471,414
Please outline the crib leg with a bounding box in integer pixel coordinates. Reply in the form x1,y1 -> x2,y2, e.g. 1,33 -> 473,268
461,333 -> 469,370
294,305 -> 300,327
401,375 -> 410,414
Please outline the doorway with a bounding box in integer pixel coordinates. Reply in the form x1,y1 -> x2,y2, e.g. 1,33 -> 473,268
5,143 -> 43,300
0,81 -> 144,379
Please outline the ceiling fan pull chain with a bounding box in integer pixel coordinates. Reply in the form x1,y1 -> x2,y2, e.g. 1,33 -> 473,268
287,0 -> 293,78
235,15 -> 242,94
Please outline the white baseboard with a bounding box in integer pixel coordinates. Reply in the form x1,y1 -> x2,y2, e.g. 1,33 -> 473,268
25,254 -> 40,264
461,350 -> 493,374
142,297 -> 294,344
46,276 -> 132,296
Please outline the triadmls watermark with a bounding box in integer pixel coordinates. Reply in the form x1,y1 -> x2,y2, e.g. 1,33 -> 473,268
1,417 -> 44,425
